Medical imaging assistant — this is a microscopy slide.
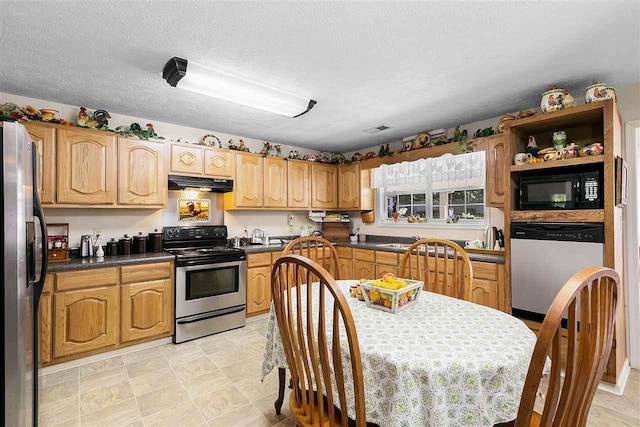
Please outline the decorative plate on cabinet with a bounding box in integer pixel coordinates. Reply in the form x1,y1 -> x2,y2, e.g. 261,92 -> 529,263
200,134 -> 221,147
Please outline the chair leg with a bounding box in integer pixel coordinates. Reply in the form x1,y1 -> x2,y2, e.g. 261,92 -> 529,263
275,368 -> 286,415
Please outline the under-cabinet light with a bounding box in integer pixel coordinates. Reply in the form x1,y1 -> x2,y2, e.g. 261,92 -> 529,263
163,57 -> 317,118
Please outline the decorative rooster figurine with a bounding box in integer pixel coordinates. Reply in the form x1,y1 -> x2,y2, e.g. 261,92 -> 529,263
562,90 -> 575,109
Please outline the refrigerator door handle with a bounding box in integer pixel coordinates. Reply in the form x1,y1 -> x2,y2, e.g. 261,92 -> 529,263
32,142 -> 48,289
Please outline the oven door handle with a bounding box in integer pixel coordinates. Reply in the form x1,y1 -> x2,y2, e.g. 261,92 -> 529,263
176,306 -> 246,324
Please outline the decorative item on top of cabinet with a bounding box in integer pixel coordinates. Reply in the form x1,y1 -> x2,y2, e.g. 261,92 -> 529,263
540,85 -> 565,113
287,159 -> 310,208
117,137 -> 167,206
23,122 -> 56,204
56,127 -> 117,204
311,163 -> 338,209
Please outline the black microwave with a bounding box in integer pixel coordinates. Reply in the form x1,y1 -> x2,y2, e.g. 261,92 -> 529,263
519,170 -> 603,210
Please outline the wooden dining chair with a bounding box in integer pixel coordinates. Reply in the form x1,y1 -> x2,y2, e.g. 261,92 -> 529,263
271,254 -> 366,427
514,266 -> 621,427
398,238 -> 473,301
282,236 -> 341,279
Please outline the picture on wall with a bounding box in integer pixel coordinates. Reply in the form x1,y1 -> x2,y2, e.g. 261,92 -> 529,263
615,156 -> 628,207
178,199 -> 210,222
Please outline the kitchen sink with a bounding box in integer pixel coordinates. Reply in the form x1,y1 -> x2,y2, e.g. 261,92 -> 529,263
375,243 -> 412,250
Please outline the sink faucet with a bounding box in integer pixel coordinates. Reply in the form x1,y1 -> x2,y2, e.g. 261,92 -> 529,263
413,235 -> 422,242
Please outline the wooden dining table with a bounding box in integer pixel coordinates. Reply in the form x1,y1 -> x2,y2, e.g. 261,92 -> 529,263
261,280 -> 538,427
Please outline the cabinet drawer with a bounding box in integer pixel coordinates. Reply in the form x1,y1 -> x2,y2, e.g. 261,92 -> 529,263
375,251 -> 398,265
55,268 -> 118,291
471,261 -> 498,280
248,252 -> 273,268
354,249 -> 375,262
120,262 -> 172,284
337,247 -> 353,259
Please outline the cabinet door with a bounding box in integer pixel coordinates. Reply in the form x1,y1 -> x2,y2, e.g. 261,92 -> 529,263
57,128 -> 117,204
54,286 -> 118,358
247,266 -> 271,315
287,160 -> 310,208
204,148 -> 232,178
170,144 -> 203,176
121,279 -> 173,343
264,157 -> 287,208
24,122 -> 56,204
354,260 -> 375,280
311,163 -> 338,209
338,163 -> 360,209
471,278 -> 499,310
235,153 -> 264,208
486,135 -> 506,207
338,258 -> 353,280
118,138 -> 166,205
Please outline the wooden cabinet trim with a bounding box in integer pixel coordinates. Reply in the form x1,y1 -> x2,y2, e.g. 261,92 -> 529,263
55,267 -> 119,291
247,252 -> 273,268
120,262 -> 172,284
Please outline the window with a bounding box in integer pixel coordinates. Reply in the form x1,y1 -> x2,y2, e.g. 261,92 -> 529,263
432,189 -> 485,220
373,152 -> 487,226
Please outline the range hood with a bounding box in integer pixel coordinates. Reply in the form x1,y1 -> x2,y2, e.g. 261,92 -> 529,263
168,175 -> 233,192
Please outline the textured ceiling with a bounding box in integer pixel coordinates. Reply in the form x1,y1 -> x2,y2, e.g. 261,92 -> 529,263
1,1 -> 639,151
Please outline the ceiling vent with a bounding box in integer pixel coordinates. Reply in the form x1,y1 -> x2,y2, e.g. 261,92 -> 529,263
362,125 -> 391,134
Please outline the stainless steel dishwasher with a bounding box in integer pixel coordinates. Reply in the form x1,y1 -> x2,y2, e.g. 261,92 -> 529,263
510,222 -> 604,322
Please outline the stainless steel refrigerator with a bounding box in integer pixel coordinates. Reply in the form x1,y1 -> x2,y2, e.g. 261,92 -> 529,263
2,121 -> 48,426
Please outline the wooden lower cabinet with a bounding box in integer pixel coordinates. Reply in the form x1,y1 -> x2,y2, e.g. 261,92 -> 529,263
338,258 -> 353,280
121,279 -> 173,343
354,260 -> 375,279
247,266 -> 272,315
39,294 -> 53,364
470,262 -> 505,312
54,286 -> 119,358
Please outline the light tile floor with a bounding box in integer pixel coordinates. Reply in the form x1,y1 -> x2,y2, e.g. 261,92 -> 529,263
39,315 -> 295,427
39,313 -> 640,427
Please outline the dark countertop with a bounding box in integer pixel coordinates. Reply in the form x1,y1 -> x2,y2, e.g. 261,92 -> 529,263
242,240 -> 505,264
47,252 -> 176,272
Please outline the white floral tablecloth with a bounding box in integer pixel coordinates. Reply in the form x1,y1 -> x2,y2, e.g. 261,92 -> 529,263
261,281 -> 537,427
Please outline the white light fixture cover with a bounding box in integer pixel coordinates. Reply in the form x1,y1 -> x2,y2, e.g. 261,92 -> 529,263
163,57 -> 316,118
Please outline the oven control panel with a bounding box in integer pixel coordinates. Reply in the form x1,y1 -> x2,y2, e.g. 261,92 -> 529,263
163,226 -> 228,241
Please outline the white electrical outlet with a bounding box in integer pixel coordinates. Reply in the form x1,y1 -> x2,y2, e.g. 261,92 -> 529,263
288,214 -> 295,226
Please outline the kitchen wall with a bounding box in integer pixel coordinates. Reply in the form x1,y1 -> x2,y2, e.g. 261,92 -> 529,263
1,91 -> 320,245
347,82 -> 640,242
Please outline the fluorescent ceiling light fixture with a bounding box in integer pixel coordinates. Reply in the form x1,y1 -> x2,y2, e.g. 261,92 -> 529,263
163,57 -> 316,118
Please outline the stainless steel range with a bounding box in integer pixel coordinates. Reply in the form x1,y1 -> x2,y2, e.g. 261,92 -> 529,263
163,226 -> 247,343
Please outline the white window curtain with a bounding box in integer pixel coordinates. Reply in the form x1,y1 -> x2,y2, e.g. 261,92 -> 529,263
372,151 -> 485,192
371,158 -> 429,192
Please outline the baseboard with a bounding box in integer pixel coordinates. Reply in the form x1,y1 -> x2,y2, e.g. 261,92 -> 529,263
597,358 -> 631,396
39,337 -> 172,376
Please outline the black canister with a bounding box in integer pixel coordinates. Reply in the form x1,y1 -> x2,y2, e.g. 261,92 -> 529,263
132,232 -> 147,254
106,238 -> 119,256
147,229 -> 163,253
119,234 -> 132,255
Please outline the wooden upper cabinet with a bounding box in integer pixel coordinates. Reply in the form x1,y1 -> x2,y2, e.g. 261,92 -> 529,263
56,128 -> 117,204
486,134 -> 506,208
120,279 -> 173,342
311,163 -> 338,209
287,159 -> 310,209
338,163 -> 360,209
53,286 -> 118,358
24,122 -> 56,204
118,138 -> 166,206
235,153 -> 264,208
264,157 -> 287,208
170,144 -> 203,176
204,148 -> 233,178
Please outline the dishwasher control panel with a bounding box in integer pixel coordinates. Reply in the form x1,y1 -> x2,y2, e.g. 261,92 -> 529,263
510,222 -> 604,243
